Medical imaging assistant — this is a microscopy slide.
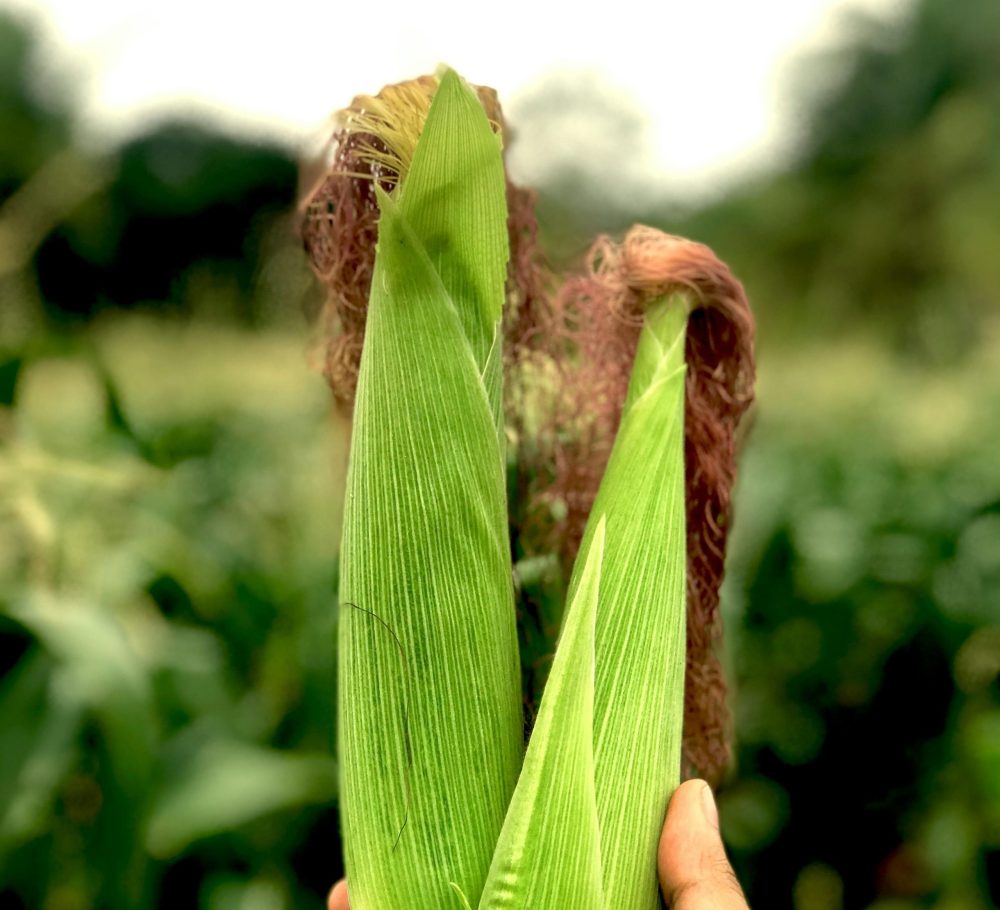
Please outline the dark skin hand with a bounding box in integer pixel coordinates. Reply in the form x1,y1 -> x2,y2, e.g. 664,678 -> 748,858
328,778 -> 749,909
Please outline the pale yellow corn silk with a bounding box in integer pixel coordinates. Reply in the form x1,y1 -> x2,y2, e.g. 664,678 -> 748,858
337,72 -> 504,186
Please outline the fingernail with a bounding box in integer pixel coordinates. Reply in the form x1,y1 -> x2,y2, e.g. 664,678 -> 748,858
700,783 -> 719,831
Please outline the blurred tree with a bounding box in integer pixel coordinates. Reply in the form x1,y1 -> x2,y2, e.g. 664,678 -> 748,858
34,122 -> 297,323
802,0 -> 1000,176
519,0 -> 1000,361
0,10 -> 299,328
0,12 -> 105,389
506,69 -> 656,257
667,0 -> 1000,360
0,11 -> 72,200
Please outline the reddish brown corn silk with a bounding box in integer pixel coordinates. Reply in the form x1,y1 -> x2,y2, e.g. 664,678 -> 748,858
512,226 -> 755,785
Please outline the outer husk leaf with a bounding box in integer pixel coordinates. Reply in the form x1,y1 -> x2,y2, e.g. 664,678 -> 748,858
566,292 -> 690,910
337,70 -> 521,910
479,518 -> 608,910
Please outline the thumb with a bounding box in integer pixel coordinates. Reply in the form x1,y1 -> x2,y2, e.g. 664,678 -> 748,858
327,879 -> 349,910
658,779 -> 749,909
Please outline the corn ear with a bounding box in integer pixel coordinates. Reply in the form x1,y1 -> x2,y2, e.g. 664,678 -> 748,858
337,69 -> 521,910
395,68 -> 509,442
566,292 -> 690,909
479,517 -> 607,910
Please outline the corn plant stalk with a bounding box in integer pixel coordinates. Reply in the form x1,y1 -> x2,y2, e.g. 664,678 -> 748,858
336,70 -> 522,910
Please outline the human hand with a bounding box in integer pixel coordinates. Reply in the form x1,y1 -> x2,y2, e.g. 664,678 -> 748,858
328,778 -> 748,909
327,878 -> 348,910
657,778 -> 749,908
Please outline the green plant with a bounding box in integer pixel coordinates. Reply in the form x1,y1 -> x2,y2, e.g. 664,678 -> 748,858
319,68 -> 755,909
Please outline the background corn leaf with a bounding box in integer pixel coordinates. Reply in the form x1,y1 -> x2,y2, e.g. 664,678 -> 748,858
146,737 -> 337,858
4,596 -> 157,907
0,635 -> 82,852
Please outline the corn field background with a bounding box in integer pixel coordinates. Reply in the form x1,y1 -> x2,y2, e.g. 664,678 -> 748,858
1,0 -> 999,907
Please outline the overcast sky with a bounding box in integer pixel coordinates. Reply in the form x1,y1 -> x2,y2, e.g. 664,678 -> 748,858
3,0 -> 909,201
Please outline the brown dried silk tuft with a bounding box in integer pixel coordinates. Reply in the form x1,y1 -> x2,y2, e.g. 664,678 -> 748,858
299,76 -> 544,414
527,226 -> 756,785
300,78 -> 754,786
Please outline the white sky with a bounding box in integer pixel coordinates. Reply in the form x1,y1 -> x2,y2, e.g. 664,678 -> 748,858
3,0 -> 908,201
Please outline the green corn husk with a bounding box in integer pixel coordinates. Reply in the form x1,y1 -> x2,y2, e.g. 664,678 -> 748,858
336,69 -> 522,910
477,293 -> 690,910
568,292 -> 691,909
332,64 -> 741,910
479,517 -> 608,910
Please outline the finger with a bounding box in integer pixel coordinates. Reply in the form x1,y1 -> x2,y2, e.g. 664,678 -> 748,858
658,779 -> 749,909
327,879 -> 349,910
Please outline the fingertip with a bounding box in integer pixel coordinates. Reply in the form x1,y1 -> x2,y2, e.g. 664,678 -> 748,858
328,879 -> 349,910
699,778 -> 720,831
658,780 -> 713,882
658,780 -> 747,908
663,779 -> 714,839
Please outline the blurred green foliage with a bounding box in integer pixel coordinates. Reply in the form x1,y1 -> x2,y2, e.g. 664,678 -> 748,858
2,319 -> 996,909
721,343 -> 1000,907
1,319 -> 347,908
1,0 -> 999,907
697,0 -> 1000,361
0,12 -> 71,199
0,9 -> 302,334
